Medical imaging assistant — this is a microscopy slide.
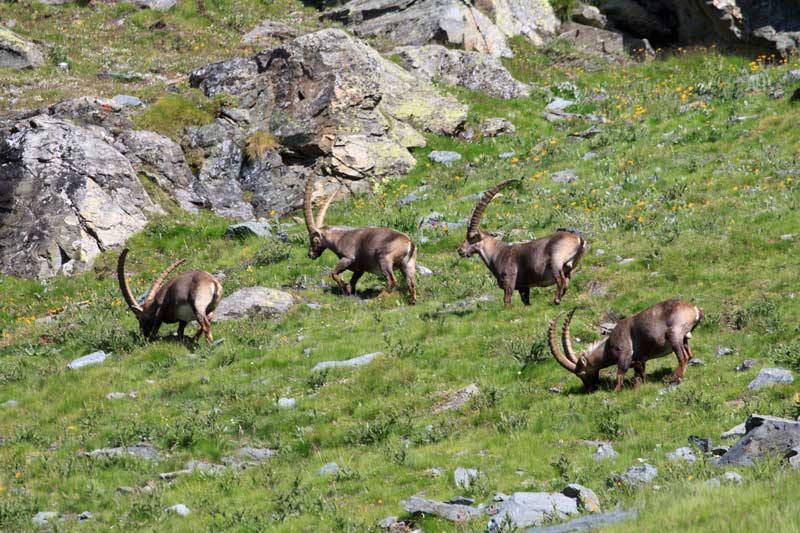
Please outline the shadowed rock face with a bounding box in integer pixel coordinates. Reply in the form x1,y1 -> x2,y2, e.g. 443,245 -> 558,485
0,116 -> 157,279
0,28 -> 45,70
599,0 -> 800,55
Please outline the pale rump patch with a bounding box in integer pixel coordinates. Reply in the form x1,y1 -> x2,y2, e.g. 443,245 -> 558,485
686,331 -> 692,338
694,306 -> 701,322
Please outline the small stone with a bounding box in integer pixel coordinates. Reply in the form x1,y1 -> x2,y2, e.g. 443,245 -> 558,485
112,94 -> 142,107
788,69 -> 800,80
32,512 -> 59,526
689,358 -> 705,366
618,257 -> 635,265
379,516 -> 399,529
200,376 -> 210,384
715,345 -> 733,356
277,397 -> 296,409
454,467 -> 480,489
57,62 -> 69,71
416,264 -> 433,276
428,150 -> 461,165
2,400 -> 18,407
493,492 -> 510,502
545,97 -> 575,113
487,492 -> 579,530
115,486 -> 135,495
706,477 -> 721,487
734,358 -> 757,372
618,463 -> 657,486
723,471 -> 743,483
224,221 -> 272,239
316,462 -> 339,476
721,423 -> 747,438
303,348 -> 312,356
711,445 -> 729,456
595,248 -> 605,256
480,118 -> 516,137
551,169 -> 578,184
311,352 -> 383,372
780,234 -> 794,241
593,443 -> 618,461
666,447 -> 697,464
402,496 -> 480,523
788,447 -> 800,469
78,511 -> 93,521
68,351 -> 109,369
166,504 -> 190,516
306,303 -> 321,310
498,151 -> 516,159
106,392 -> 126,400
688,436 -> 712,453
582,151 -> 597,161
427,467 -> 443,478
432,384 -> 479,414
747,367 -> 793,390
562,483 -> 601,513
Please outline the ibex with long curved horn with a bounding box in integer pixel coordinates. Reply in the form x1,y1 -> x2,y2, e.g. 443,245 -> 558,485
117,249 -> 223,343
304,176 -> 418,304
458,179 -> 587,307
548,299 -> 704,392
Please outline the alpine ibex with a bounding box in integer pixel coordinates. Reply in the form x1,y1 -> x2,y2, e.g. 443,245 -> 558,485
117,249 -> 223,343
303,176 -> 418,304
548,299 -> 704,392
458,179 -> 587,306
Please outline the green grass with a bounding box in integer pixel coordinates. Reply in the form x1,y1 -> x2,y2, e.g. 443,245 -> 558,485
1,7 -> 800,531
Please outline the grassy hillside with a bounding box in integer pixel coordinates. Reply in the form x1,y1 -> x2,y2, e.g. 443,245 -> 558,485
1,2 -> 800,531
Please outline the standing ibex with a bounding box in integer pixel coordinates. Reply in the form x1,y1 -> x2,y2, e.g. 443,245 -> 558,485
303,176 -> 418,304
117,249 -> 223,343
458,179 -> 587,306
548,299 -> 704,392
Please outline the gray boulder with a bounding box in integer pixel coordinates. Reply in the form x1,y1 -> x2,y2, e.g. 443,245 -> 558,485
166,504 -> 190,516
32,512 -> 59,527
526,508 -> 637,532
487,492 -> 579,531
214,287 -> 295,321
131,0 -> 177,10
618,463 -> 657,486
83,444 -> 158,461
592,443 -> 618,461
428,151 -> 462,165
666,446 -> 697,463
68,351 -> 110,370
558,22 -> 625,59
112,95 -> 143,107
402,496 -> 480,523
432,383 -> 479,413
454,467 -> 480,489
572,5 -> 607,29
393,44 -> 530,99
316,462 -> 340,476
322,0 -> 559,57
0,116 -> 155,279
480,118 -> 516,137
717,414 -> 800,466
0,28 -> 44,70
311,351 -> 383,372
562,483 -> 601,513
224,221 -> 272,239
747,367 -> 793,390
241,20 -> 299,46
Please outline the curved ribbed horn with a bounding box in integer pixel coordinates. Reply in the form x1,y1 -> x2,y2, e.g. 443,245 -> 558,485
143,258 -> 186,304
315,183 -> 343,228
303,175 -> 318,235
561,307 -> 579,365
117,249 -> 142,314
548,312 -> 576,372
467,179 -> 518,238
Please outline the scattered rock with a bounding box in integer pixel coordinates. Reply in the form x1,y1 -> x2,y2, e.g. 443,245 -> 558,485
402,496 -> 480,523
558,22 -> 625,59
0,28 -> 45,70
551,170 -> 579,184
617,463 -> 657,486
393,45 -> 530,99
116,486 -> 135,495
78,511 -> 93,521
83,444 -> 158,461
747,368 -> 793,390
688,436 -> 712,453
572,5 -> 607,29
780,234 -> 794,241
241,19 -> 298,46
711,445 -> 729,456
454,467 -> 480,489
480,118 -> 517,137
487,492 -> 579,531
432,383 -> 479,414
277,397 -> 296,409
32,511 -> 59,527
224,221 -> 272,239
427,467 -> 444,478
166,504 -> 190,516
311,351 -> 383,372
428,150 -> 462,165
379,515 -> 399,529
735,359 -> 757,372
717,414 -> 800,466
666,447 -> 697,464
688,358 -> 705,366
715,345 -> 734,356
2,400 -> 18,408
592,443 -> 618,461
562,483 -> 601,513
230,446 -> 277,465
526,508 -> 637,532
416,264 -> 434,277
112,94 -> 142,107
68,351 -> 110,370
499,151 -> 516,159
546,97 -> 575,113
322,0 -> 559,58
723,471 -> 743,483
106,392 -> 126,400
316,462 -> 340,476
721,423 -> 747,439
214,287 -> 295,320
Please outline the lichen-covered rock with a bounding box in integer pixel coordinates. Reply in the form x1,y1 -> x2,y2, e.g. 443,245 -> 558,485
717,414 -> 800,466
487,492 -> 579,531
322,0 -> 559,58
241,19 -> 299,46
214,287 -> 295,320
0,28 -> 44,70
190,29 -> 466,184
393,44 -> 530,99
0,116 -> 156,279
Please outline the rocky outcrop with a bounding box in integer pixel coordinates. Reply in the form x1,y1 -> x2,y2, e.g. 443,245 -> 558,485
598,0 -> 800,56
242,20 -> 299,47
321,0 -> 559,58
190,29 -> 466,186
0,28 -> 44,70
393,44 -> 530,99
717,414 -> 800,466
0,116 -> 157,279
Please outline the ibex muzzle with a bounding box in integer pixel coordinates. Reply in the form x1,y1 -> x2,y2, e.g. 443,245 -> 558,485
459,179 -> 587,306
303,176 -> 418,304
549,299 -> 704,392
117,249 -> 223,343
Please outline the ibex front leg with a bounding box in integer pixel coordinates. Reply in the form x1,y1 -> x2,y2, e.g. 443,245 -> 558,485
332,257 -> 354,295
378,259 -> 397,298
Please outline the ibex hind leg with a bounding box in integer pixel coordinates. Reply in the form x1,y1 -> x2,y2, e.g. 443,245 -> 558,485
349,271 -> 364,297
668,333 -> 690,382
191,291 -> 217,344
378,260 -> 397,298
400,262 -> 417,305
551,269 -> 567,305
519,288 -> 530,306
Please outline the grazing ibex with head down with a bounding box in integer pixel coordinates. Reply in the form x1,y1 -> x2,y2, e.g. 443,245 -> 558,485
304,176 -> 418,304
117,249 -> 223,343
458,179 -> 587,307
548,299 -> 703,392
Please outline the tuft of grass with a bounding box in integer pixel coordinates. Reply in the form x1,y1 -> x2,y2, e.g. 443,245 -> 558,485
245,130 -> 279,161
132,92 -> 216,141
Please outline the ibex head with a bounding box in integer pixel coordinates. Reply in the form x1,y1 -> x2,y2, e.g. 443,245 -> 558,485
117,248 -> 186,338
548,308 -> 606,391
303,175 -> 342,259
458,179 -> 518,258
